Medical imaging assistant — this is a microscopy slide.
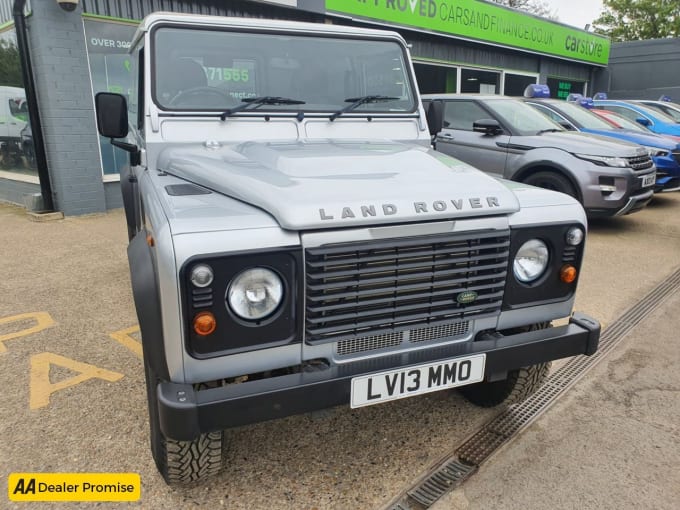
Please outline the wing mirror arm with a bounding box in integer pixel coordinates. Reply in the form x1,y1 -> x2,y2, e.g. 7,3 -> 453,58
110,139 -> 141,166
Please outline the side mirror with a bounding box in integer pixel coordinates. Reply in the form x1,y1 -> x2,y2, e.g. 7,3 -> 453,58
635,117 -> 651,127
425,100 -> 444,135
95,92 -> 129,138
473,118 -> 502,135
95,92 -> 140,165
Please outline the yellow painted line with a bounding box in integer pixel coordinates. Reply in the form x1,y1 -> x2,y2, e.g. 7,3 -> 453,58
108,325 -> 142,359
29,352 -> 124,410
0,312 -> 55,353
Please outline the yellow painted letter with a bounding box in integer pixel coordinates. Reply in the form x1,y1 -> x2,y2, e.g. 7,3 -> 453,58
0,312 -> 55,353
29,352 -> 123,409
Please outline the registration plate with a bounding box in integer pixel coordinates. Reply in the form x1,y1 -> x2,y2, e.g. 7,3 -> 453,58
641,173 -> 656,187
350,354 -> 486,409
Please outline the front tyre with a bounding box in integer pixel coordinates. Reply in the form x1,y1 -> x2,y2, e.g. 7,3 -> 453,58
144,358 -> 224,484
458,362 -> 551,408
523,171 -> 578,200
459,322 -> 552,407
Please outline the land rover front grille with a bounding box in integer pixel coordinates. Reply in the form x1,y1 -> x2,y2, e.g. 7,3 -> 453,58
305,230 -> 510,344
627,155 -> 654,171
336,321 -> 470,356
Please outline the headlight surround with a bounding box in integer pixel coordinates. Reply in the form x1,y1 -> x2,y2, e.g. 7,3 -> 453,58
513,239 -> 549,283
227,267 -> 284,321
574,153 -> 629,168
642,145 -> 670,158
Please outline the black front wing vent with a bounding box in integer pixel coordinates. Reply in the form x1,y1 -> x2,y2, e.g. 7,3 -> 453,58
305,230 -> 510,344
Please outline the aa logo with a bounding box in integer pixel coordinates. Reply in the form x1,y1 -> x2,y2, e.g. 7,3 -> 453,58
12,477 -> 36,495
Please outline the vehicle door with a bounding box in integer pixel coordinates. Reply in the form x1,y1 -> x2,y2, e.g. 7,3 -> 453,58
434,99 -> 509,177
6,97 -> 27,140
0,94 -> 9,139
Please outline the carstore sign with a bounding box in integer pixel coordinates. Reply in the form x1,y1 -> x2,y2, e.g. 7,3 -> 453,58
325,0 -> 610,66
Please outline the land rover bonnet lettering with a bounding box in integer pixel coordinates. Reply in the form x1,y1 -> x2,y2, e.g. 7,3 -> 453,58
318,197 -> 501,220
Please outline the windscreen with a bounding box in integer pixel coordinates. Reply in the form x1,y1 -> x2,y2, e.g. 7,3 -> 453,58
152,27 -> 416,113
598,111 -> 649,132
631,103 -> 677,123
556,102 -> 618,130
641,102 -> 680,122
486,99 -> 564,135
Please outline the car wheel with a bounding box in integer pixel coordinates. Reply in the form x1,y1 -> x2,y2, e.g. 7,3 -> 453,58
144,357 -> 224,484
459,323 -> 551,407
523,171 -> 578,200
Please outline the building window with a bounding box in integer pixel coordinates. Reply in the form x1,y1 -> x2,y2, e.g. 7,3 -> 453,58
546,77 -> 586,100
413,63 -> 457,94
83,17 -> 138,177
0,24 -> 37,179
461,68 -> 500,94
504,73 -> 537,97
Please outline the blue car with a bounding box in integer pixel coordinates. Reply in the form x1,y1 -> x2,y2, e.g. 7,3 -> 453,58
523,88 -> 680,192
592,99 -> 680,137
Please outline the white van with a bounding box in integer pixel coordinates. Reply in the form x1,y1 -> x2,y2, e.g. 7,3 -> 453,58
0,86 -> 27,168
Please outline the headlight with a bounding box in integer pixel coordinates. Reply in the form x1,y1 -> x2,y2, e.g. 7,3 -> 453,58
513,239 -> 549,283
574,153 -> 629,168
227,267 -> 283,321
642,146 -> 670,158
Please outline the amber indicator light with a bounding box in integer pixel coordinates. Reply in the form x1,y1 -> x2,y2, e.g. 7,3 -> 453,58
560,265 -> 577,284
193,311 -> 217,336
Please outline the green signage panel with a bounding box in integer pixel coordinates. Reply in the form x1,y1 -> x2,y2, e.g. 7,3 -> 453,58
326,0 -> 610,66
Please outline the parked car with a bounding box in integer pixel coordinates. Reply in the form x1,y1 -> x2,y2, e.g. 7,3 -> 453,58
423,93 -> 656,217
593,99 -> 680,137
592,108 -> 680,144
636,99 -> 680,123
524,91 -> 680,192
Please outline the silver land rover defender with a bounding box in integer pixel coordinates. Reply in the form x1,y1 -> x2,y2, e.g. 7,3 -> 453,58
95,13 -> 600,484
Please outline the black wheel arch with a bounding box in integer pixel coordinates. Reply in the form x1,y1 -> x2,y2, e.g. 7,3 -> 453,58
128,230 -> 170,381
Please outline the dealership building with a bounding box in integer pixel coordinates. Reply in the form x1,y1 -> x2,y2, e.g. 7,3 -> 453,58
0,0 -> 614,215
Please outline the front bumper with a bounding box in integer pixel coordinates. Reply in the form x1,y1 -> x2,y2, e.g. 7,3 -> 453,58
157,313 -> 600,441
582,163 -> 655,216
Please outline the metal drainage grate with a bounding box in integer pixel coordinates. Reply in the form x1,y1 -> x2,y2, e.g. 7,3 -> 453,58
385,266 -> 680,510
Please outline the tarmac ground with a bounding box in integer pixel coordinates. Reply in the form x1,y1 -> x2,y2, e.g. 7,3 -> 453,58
0,192 -> 679,509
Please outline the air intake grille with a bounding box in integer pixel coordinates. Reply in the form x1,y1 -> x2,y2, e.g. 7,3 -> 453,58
672,150 -> 680,165
335,321 -> 471,356
410,321 -> 470,343
627,154 -> 654,171
305,230 -> 510,344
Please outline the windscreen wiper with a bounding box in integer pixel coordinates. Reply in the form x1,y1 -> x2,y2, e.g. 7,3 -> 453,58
329,95 -> 400,121
220,96 -> 305,120
536,128 -> 563,134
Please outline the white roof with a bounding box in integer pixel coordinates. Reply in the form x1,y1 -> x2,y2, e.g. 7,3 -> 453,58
131,11 -> 406,47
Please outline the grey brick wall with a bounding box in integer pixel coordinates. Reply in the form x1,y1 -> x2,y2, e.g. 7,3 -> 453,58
104,181 -> 123,210
0,177 -> 40,206
26,1 -> 106,216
